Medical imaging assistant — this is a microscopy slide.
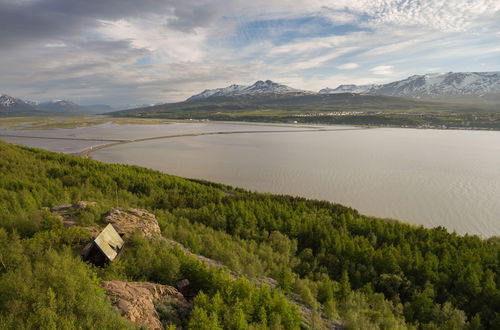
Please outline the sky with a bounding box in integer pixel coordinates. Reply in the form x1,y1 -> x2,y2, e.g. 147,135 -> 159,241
0,0 -> 499,107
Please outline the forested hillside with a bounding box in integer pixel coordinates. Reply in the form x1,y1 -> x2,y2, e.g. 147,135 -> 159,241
0,140 -> 499,329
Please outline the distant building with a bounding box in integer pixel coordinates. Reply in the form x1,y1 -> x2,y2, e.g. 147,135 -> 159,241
82,224 -> 124,266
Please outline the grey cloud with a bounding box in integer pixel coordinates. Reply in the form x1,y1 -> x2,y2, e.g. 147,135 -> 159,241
166,1 -> 221,32
0,0 -> 224,48
1,0 -> 498,107
0,0 -> 244,105
76,39 -> 151,57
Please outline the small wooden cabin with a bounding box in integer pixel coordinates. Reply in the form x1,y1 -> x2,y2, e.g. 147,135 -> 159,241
82,224 -> 124,266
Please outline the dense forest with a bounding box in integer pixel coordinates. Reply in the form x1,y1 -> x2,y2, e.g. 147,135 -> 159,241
0,140 -> 499,329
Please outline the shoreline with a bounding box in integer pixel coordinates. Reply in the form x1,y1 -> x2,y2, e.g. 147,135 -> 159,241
0,122 -> 496,238
79,125 -> 369,158
2,114 -> 500,132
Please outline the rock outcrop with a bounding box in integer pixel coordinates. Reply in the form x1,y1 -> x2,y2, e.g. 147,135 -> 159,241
50,202 -> 161,239
103,208 -> 161,238
102,281 -> 191,330
50,201 -> 97,226
50,201 -> 100,237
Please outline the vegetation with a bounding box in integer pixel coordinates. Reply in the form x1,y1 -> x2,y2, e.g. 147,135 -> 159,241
109,94 -> 500,130
0,116 -> 179,130
0,140 -> 499,329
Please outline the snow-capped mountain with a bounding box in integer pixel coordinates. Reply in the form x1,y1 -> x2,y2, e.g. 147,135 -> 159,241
0,94 -> 99,114
190,73 -> 500,102
187,80 -> 309,101
320,72 -> 500,99
0,94 -> 37,112
187,84 -> 247,100
372,72 -> 500,98
319,84 -> 375,94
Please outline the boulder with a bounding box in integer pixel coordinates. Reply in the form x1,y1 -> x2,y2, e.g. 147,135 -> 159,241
103,208 -> 161,239
102,281 -> 190,330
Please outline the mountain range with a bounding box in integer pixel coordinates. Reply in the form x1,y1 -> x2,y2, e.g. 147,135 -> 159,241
0,95 -> 38,113
319,72 -> 500,99
2,72 -> 499,116
109,71 -> 500,122
187,80 -> 311,101
187,72 -> 500,102
0,94 -> 112,115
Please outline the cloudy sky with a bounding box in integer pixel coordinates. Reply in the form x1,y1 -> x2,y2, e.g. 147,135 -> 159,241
1,0 -> 500,107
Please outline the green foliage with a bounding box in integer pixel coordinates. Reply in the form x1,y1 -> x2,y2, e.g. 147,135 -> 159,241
0,141 -> 499,329
340,291 -> 409,330
108,93 -> 500,130
0,230 -> 132,329
104,234 -> 301,329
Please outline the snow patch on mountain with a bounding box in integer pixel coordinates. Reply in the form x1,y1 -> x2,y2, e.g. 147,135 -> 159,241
0,94 -> 99,113
319,84 -> 375,94
0,94 -> 36,111
320,72 -> 500,98
188,84 -> 248,100
1,95 -> 23,107
187,80 -> 309,101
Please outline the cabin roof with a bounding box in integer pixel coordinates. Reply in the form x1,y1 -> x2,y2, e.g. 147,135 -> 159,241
93,224 -> 124,261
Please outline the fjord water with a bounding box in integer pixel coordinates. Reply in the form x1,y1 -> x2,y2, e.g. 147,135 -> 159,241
90,124 -> 500,237
1,122 -> 499,236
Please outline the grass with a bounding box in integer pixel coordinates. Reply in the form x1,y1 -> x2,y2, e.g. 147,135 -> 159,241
0,116 -> 183,130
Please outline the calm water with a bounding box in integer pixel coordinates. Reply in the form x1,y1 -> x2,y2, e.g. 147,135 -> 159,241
2,122 -> 499,236
0,122 -> 315,153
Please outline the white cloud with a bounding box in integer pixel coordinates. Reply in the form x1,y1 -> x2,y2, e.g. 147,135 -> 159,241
44,41 -> 67,48
268,35 -> 356,55
285,53 -> 346,71
1,0 -> 500,105
360,37 -> 426,57
369,65 -> 394,75
318,0 -> 500,32
97,18 -> 208,63
336,62 -> 359,70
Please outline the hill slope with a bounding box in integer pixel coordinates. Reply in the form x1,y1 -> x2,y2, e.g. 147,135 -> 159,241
110,92 -> 479,118
108,91 -> 500,129
0,140 -> 499,329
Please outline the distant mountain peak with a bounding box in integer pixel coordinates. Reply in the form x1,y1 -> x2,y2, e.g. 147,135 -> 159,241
0,94 -> 37,112
186,80 -> 309,101
0,94 -> 16,106
0,94 -> 105,114
1,94 -> 29,107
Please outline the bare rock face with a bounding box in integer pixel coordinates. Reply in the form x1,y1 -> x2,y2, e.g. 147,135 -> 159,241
102,281 -> 190,330
103,208 -> 161,239
51,200 -> 97,214
50,201 -> 100,236
50,203 -> 161,239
